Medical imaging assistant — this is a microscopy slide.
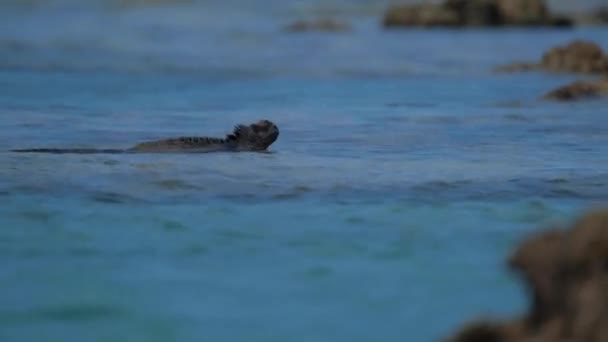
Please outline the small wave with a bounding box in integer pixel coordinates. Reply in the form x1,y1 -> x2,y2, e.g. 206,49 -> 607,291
161,220 -> 189,232
503,113 -> 534,122
0,303 -> 126,324
413,180 -> 474,192
89,191 -> 145,204
271,185 -> 313,200
386,102 -> 437,109
547,188 -> 585,199
177,243 -> 208,256
153,179 -> 202,191
301,265 -> 333,279
18,208 -> 57,223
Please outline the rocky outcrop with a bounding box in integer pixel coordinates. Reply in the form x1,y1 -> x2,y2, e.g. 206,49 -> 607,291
445,0 -> 503,26
284,19 -> 351,32
496,41 -> 608,102
544,79 -> 608,101
383,0 -> 572,28
449,209 -> 608,342
542,41 -> 608,74
496,0 -> 548,25
497,40 -> 608,75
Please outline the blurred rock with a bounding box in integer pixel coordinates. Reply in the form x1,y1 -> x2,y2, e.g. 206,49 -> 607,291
382,4 -> 461,27
284,19 -> 351,32
544,79 -> 608,101
497,40 -> 608,75
383,0 -> 573,28
449,209 -> 608,342
575,7 -> 608,25
496,0 -> 548,25
542,40 -> 608,74
445,0 -> 502,26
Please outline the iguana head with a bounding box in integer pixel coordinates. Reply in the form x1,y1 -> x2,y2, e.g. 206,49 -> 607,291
228,120 -> 279,151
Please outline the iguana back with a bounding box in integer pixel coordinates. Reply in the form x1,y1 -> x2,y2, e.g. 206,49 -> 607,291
12,120 -> 279,154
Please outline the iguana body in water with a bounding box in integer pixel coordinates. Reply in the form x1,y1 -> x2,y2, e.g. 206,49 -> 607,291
12,120 -> 279,154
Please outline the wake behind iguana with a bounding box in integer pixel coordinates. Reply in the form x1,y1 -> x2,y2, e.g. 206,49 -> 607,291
12,120 -> 279,154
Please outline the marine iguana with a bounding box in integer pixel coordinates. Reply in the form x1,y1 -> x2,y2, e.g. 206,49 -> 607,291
12,120 -> 279,154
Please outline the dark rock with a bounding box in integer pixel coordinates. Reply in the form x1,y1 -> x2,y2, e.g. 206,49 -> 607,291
544,80 -> 608,101
449,209 -> 608,342
383,0 -> 572,28
445,0 -> 502,26
450,320 -> 525,342
541,41 -> 608,74
496,40 -> 608,75
508,229 -> 566,324
449,322 -> 506,342
550,16 -> 575,27
284,19 -> 351,32
382,4 -> 461,28
496,0 -> 549,25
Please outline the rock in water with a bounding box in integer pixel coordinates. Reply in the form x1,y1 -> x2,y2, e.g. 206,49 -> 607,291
544,79 -> 608,101
449,209 -> 608,342
445,0 -> 502,26
382,0 -> 572,28
542,41 -> 608,74
496,0 -> 548,25
496,40 -> 608,76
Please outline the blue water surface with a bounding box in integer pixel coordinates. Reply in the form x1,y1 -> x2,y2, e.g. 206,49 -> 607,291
1,1 -> 608,341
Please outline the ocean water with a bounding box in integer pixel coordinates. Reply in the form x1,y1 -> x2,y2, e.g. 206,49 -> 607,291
1,1 -> 608,341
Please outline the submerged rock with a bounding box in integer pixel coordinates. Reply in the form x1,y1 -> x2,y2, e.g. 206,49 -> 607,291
544,79 -> 608,101
382,0 -> 572,28
449,209 -> 608,342
284,19 -> 351,32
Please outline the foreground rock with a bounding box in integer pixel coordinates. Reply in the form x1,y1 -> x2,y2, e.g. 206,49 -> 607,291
544,79 -> 608,101
284,19 -> 351,32
449,209 -> 608,342
383,0 -> 572,28
497,40 -> 608,75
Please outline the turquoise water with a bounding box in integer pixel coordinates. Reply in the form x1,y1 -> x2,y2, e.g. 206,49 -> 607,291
1,1 -> 608,341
